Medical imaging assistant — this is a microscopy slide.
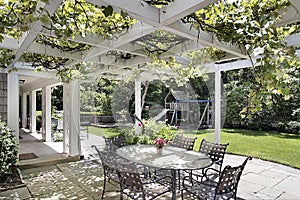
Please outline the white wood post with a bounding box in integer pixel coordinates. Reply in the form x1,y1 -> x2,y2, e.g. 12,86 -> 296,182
42,86 -> 52,142
214,70 -> 221,143
29,91 -> 36,133
7,73 -> 19,144
135,79 -> 142,134
21,93 -> 27,128
63,84 -> 69,154
63,80 -> 81,156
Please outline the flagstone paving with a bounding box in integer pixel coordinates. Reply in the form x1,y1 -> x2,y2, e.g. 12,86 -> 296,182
1,132 -> 300,199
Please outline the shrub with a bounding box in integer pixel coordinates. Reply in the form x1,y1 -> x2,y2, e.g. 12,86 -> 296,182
0,121 -> 18,178
286,121 -> 300,134
118,118 -> 177,145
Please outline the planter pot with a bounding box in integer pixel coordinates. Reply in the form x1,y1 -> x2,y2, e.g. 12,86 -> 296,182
157,147 -> 163,155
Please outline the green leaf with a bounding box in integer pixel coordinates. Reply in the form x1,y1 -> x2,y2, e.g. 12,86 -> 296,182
102,5 -> 113,17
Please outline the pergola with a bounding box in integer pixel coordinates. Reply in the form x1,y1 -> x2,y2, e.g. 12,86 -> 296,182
0,0 -> 299,158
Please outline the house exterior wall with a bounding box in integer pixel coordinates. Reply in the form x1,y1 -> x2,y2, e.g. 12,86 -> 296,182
0,73 -> 8,123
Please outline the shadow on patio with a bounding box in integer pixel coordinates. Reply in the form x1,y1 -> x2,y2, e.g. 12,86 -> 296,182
2,130 -> 300,199
18,128 -> 80,169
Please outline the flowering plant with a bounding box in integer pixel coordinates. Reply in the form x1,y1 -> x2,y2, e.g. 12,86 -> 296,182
154,138 -> 167,149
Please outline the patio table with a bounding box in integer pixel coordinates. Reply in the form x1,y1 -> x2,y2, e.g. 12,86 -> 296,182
116,144 -> 213,199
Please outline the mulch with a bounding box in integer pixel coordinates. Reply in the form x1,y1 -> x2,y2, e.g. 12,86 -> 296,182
0,169 -> 25,191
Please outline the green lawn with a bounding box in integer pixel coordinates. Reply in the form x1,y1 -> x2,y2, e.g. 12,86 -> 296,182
88,126 -> 300,169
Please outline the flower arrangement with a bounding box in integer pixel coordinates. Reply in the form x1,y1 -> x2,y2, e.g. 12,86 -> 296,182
154,138 -> 167,149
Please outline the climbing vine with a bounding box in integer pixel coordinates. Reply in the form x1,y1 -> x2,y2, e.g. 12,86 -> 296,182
142,0 -> 174,6
41,1 -> 135,40
0,0 -> 136,79
36,35 -> 91,53
182,0 -> 299,116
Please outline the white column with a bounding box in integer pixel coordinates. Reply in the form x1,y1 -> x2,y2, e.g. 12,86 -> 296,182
214,70 -> 221,143
21,93 -> 27,128
135,79 -> 142,134
42,86 -> 51,142
63,84 -> 70,154
7,73 -> 19,144
63,80 -> 81,156
29,91 -> 36,133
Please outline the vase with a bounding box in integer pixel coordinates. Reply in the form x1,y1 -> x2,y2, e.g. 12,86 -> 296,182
156,147 -> 163,155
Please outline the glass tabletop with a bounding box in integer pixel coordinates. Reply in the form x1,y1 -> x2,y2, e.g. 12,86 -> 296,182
116,144 -> 213,170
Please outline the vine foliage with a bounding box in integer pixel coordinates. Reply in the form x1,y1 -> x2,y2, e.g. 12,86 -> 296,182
182,0 -> 299,116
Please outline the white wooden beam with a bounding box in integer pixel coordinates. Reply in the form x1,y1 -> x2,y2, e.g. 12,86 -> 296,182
167,21 -> 248,58
87,1 -> 247,59
27,43 -> 83,60
135,78 -> 142,134
126,56 -> 150,67
0,37 -> 19,50
160,0 -> 219,25
83,22 -> 154,60
20,78 -> 61,93
290,0 -> 300,11
13,63 -> 58,79
63,80 -> 81,156
276,5 -> 300,26
29,91 -> 37,133
7,73 -> 20,144
87,0 -> 159,25
12,0 -> 63,64
1,37 -> 82,60
87,55 -> 126,66
38,29 -> 106,47
42,86 -> 52,142
214,70 -> 221,143
285,32 -> 300,47
217,59 -> 259,72
21,93 -> 28,128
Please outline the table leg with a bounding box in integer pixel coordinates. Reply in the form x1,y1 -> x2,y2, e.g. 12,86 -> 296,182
171,169 -> 177,200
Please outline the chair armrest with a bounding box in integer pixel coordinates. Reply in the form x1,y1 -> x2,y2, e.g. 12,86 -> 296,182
202,167 -> 220,181
182,175 -> 217,189
142,174 -> 173,187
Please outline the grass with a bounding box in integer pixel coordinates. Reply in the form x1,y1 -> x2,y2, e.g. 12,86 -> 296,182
87,126 -> 119,138
88,125 -> 300,169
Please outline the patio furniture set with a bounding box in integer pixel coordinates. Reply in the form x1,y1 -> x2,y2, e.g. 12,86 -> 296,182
92,135 -> 251,200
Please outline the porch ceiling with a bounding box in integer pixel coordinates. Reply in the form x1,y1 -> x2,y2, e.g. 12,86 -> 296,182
0,0 -> 299,81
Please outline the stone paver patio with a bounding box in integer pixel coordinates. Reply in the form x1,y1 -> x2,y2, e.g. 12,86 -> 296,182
1,132 -> 300,199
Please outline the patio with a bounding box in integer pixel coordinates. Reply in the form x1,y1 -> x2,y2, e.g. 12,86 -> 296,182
0,1 -> 300,199
1,131 -> 300,199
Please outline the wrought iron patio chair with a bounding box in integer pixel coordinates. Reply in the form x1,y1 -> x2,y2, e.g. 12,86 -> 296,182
103,136 -> 119,151
91,145 -> 121,199
112,135 -> 128,148
181,157 -> 252,200
190,139 -> 229,180
117,161 -> 173,200
171,135 -> 197,150
103,135 -> 128,152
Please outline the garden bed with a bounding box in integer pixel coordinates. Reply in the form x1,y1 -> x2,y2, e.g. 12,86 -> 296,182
0,168 -> 25,191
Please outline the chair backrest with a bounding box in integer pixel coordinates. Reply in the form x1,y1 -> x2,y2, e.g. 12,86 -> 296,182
103,137 -> 119,151
91,145 -> 118,176
199,139 -> 229,171
171,135 -> 196,150
215,157 -> 252,198
117,162 -> 144,193
112,135 -> 127,148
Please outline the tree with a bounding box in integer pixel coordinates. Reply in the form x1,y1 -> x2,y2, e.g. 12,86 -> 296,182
182,0 -> 299,118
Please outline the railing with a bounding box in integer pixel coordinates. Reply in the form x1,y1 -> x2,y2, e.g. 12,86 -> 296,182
80,115 -> 116,124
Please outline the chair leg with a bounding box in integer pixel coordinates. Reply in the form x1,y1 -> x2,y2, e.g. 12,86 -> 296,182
120,190 -> 124,200
181,188 -> 184,200
101,177 -> 107,199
